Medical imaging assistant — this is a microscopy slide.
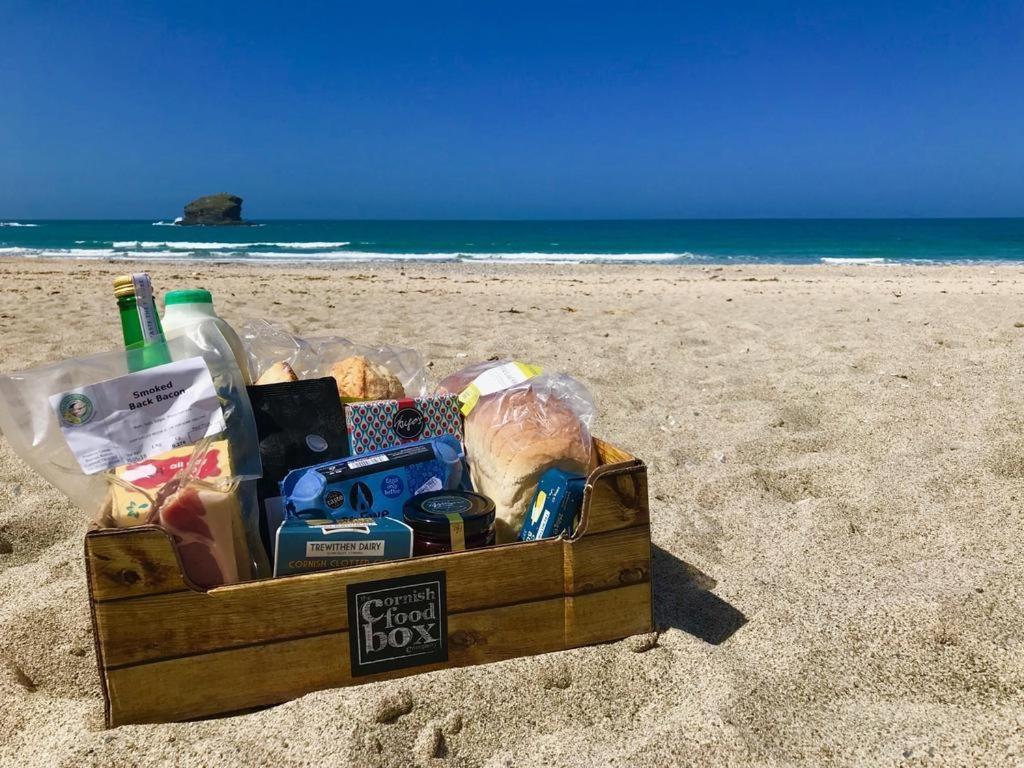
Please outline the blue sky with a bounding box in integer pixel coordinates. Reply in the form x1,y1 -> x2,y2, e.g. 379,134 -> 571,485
1,1 -> 1022,219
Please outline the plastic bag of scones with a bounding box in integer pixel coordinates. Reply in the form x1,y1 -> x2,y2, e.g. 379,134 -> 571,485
437,360 -> 597,543
239,319 -> 427,400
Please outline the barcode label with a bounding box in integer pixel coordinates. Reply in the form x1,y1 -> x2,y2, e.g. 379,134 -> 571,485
348,454 -> 390,470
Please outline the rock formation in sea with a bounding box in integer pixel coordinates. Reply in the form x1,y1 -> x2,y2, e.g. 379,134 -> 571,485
177,193 -> 246,226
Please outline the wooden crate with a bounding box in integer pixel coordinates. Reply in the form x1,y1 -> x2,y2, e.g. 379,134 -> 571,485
85,438 -> 652,727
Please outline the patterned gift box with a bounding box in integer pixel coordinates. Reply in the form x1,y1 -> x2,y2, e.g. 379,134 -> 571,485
346,395 -> 463,456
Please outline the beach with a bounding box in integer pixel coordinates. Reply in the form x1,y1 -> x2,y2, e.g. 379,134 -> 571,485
1,258 -> 1022,766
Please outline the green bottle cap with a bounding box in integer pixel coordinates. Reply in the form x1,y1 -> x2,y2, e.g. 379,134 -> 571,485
165,289 -> 213,306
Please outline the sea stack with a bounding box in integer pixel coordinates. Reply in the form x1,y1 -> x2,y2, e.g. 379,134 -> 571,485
177,193 -> 246,226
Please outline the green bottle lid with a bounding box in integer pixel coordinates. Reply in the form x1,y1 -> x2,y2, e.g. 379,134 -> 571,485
165,288 -> 213,306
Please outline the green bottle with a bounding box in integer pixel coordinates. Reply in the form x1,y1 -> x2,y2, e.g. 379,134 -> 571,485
114,273 -> 171,371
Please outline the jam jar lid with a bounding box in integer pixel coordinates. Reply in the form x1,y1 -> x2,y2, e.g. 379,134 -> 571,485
403,491 -> 495,537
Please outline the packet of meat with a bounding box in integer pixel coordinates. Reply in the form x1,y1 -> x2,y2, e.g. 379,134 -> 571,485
103,438 -> 255,589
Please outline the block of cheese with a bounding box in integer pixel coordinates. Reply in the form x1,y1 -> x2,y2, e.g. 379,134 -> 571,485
110,440 -> 233,527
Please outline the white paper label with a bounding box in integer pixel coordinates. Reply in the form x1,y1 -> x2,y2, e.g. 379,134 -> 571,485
320,523 -> 371,535
471,363 -> 535,397
306,540 -> 385,557
414,476 -> 443,495
131,273 -> 163,343
348,453 -> 389,470
50,356 -> 226,475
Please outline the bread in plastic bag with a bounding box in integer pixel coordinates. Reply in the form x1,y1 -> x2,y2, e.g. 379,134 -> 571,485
436,361 -> 597,542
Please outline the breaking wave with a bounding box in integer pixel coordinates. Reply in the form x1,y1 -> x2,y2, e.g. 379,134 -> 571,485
113,241 -> 353,250
0,246 -> 704,264
820,257 -> 889,265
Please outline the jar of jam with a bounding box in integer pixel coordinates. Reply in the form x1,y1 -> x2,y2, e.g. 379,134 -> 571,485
404,491 -> 496,556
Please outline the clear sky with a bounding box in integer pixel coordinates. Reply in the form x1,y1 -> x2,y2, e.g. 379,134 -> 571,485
1,1 -> 1022,219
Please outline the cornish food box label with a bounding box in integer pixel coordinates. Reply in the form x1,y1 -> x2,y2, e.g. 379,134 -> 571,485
49,356 -> 226,474
346,571 -> 448,676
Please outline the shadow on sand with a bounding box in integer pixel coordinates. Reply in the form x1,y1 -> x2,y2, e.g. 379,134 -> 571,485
651,544 -> 747,645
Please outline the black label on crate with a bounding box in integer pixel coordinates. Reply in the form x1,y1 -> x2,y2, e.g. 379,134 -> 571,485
346,571 -> 448,676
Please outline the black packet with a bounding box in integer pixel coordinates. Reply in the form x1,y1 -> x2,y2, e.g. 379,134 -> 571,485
246,377 -> 349,559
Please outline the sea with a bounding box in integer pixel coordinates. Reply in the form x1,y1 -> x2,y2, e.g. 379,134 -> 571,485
2,218 -> 1024,265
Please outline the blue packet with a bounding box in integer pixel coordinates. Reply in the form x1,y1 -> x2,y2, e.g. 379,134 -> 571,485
519,467 -> 586,541
280,435 -> 464,522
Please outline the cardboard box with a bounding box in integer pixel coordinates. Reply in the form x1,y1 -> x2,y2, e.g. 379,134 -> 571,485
346,395 -> 462,456
273,516 -> 413,576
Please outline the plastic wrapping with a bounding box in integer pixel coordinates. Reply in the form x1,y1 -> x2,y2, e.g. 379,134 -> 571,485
437,360 -> 596,434
239,320 -> 427,397
436,361 -> 597,541
280,436 -> 465,521
153,442 -> 258,588
306,337 -> 427,398
97,438 -> 263,587
239,319 -> 321,382
0,321 -> 262,511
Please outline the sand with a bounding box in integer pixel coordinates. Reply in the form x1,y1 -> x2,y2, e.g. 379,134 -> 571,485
1,258 -> 1022,767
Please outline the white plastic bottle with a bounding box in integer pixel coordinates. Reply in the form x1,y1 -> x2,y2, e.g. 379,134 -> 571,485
161,289 -> 252,384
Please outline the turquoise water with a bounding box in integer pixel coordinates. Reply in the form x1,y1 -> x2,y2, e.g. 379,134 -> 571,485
2,219 -> 1024,264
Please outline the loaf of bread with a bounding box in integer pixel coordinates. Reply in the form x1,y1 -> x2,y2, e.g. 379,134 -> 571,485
255,361 -> 298,385
464,385 -> 592,542
330,355 -> 405,401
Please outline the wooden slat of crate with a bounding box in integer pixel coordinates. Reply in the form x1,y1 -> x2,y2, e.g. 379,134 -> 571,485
580,459 -> 649,536
94,524 -> 652,670
94,537 -> 566,669
105,596 -> 569,726
562,525 -> 652,595
87,527 -> 191,601
565,582 -> 653,648
593,438 -> 634,466
86,442 -> 648,603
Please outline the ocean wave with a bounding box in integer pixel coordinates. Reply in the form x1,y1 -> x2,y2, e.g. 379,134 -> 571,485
0,247 -> 121,258
0,246 -> 703,264
4,246 -> 1016,266
820,257 -> 888,265
0,221 -> 39,227
113,240 -> 352,250
460,251 -> 693,264
163,250 -> 696,264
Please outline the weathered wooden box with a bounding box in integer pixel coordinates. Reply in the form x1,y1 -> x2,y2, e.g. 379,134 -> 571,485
85,439 -> 652,727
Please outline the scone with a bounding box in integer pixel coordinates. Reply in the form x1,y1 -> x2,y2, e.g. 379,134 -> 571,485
330,355 -> 405,401
255,361 -> 298,385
